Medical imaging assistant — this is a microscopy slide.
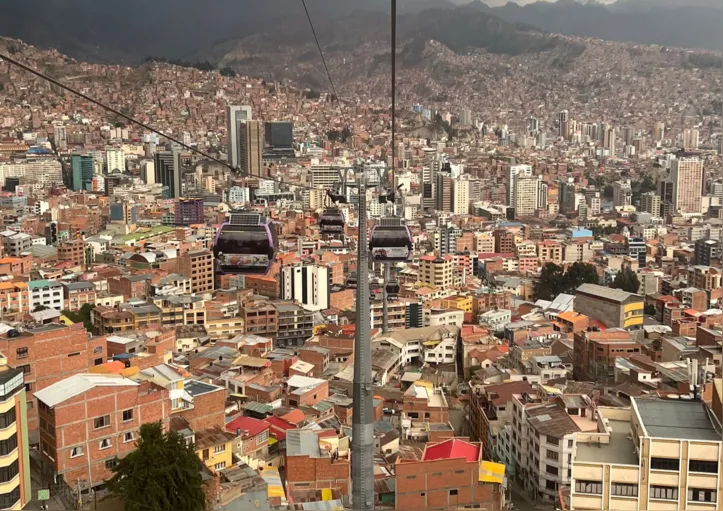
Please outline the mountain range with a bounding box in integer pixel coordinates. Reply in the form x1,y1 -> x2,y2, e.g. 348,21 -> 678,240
0,0 -> 719,66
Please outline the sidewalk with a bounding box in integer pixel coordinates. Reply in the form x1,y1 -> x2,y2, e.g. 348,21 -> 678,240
510,481 -> 555,511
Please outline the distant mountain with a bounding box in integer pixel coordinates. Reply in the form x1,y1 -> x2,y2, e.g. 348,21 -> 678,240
0,0 -> 720,66
480,0 -> 723,50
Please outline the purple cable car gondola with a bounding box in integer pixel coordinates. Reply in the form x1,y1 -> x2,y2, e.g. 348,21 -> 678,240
213,213 -> 277,275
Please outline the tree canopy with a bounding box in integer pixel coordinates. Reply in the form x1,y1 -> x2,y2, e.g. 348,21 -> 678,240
105,422 -> 207,511
62,303 -> 94,331
535,262 -> 600,301
611,266 -> 640,294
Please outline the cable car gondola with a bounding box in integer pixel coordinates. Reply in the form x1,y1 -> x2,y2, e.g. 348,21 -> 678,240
369,218 -> 412,263
319,207 -> 345,235
385,278 -> 400,300
213,213 -> 277,275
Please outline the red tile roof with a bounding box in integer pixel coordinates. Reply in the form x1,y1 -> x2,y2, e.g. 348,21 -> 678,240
225,416 -> 269,439
422,438 -> 480,463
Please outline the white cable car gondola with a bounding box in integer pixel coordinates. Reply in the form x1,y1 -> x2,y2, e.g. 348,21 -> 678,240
369,217 -> 412,263
213,212 -> 277,275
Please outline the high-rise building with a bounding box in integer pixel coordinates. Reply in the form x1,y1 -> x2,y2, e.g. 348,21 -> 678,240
653,121 -> 665,141
0,364 -> 31,510
71,155 -> 94,191
54,125 -> 67,151
559,180 -> 577,215
436,172 -> 453,212
622,126 -> 635,146
140,160 -> 155,185
658,179 -> 674,203
310,165 -> 342,188
613,180 -> 633,208
507,164 -> 533,206
672,156 -> 704,213
460,109 -> 473,126
226,105 -> 252,168
106,148 -> 125,173
528,117 -> 539,133
174,198 -> 205,226
418,255 -> 455,289
452,178 -> 470,215
558,110 -> 569,137
683,128 -> 700,150
280,264 -> 330,312
514,176 -> 540,217
422,158 -> 442,211
154,150 -> 183,199
640,191 -> 661,217
239,120 -> 263,178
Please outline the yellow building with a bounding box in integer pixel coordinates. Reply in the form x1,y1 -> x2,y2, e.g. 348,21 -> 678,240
418,255 -> 454,289
571,398 -> 723,511
205,317 -> 245,340
195,426 -> 236,473
0,357 -> 31,510
441,295 -> 473,313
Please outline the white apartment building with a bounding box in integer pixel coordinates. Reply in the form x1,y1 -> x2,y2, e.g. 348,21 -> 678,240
29,280 -> 64,311
280,264 -> 330,312
479,309 -> 512,331
423,337 -> 457,365
571,398 -> 722,511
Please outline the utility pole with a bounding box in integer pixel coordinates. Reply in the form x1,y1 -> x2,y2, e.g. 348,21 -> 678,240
382,264 -> 390,334
352,163 -> 374,510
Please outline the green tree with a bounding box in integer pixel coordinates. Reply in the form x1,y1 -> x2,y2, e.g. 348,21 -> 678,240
611,267 -> 640,294
535,263 -> 564,301
220,67 -> 236,78
561,262 -> 599,293
105,422 -> 207,511
62,303 -> 94,331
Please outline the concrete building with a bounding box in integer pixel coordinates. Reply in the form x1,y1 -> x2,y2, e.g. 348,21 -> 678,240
35,374 -> 169,490
280,264 -> 330,312
0,363 -> 31,510
418,255 -> 454,289
154,150 -> 183,199
2,233 -> 31,257
240,120 -> 263,178
70,155 -> 94,191
570,399 -> 723,510
28,280 -> 63,311
672,156 -> 704,213
274,302 -> 313,348
507,164 -> 533,206
640,191 -> 662,217
285,429 -> 350,499
174,198 -> 204,226
575,284 -> 644,330
105,148 -> 125,173
310,165 -> 341,188
515,176 -> 541,217
452,178 -> 470,215
58,239 -> 86,268
613,180 -> 633,208
226,105 -> 252,169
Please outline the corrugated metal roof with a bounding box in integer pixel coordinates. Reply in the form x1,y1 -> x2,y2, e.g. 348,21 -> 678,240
34,374 -> 138,407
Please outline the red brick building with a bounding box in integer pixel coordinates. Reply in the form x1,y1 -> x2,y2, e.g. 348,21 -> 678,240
403,383 -> 450,424
57,239 -> 86,268
395,438 -> 503,511
285,375 -> 328,408
225,415 -> 269,459
177,380 -> 226,431
285,429 -> 350,497
34,374 -> 168,489
297,347 -> 330,377
107,275 -> 150,301
0,324 -> 107,443
62,282 -> 97,311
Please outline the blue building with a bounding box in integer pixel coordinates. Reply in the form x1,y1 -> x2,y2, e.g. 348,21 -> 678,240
71,155 -> 94,191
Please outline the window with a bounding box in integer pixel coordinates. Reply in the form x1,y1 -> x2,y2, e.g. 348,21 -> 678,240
0,434 -> 17,456
18,365 -> 30,375
70,446 -> 83,458
449,489 -> 458,496
0,461 -> 18,483
213,444 -> 226,454
24,383 -> 31,393
650,457 -> 679,471
547,436 -> 559,446
575,480 -> 602,495
214,462 -> 226,471
455,470 -> 465,474
611,483 -> 638,497
99,438 -> 112,450
105,459 -> 118,470
122,409 -> 133,422
0,488 -> 20,509
94,415 -> 110,429
688,488 -> 716,503
15,347 -> 28,359
689,460 -> 718,474
93,346 -> 103,354
67,352 -> 80,357
545,480 -> 556,490
650,486 -> 678,500
546,465 -> 558,476
406,475 -> 416,479
123,432 -> 135,443
0,409 -> 16,429
94,358 -> 103,366
46,424 -> 54,438
546,449 -> 559,461
568,439 -> 574,448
